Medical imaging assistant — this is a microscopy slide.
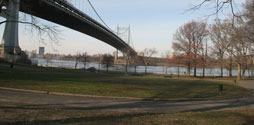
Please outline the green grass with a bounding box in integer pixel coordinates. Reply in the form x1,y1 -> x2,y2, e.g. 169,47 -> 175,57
0,63 -> 248,100
1,106 -> 254,125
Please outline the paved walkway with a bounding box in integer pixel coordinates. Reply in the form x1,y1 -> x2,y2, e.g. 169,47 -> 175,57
0,81 -> 254,113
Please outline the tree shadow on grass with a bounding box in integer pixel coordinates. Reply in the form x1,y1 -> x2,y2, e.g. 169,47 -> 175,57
0,96 -> 253,113
1,97 -> 254,124
181,96 -> 254,113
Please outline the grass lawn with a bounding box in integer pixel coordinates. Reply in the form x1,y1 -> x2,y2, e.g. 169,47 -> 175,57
0,63 -> 248,100
0,105 -> 254,125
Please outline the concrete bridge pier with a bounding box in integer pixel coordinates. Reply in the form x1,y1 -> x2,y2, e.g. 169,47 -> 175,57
0,0 -> 21,61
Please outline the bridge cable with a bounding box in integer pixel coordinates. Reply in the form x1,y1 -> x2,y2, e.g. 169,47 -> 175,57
87,0 -> 112,31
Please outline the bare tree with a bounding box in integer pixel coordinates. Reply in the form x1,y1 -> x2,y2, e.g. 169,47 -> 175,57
163,50 -> 171,75
44,53 -> 53,66
240,0 -> 254,78
189,0 -> 238,17
74,53 -> 81,69
200,41 -> 208,77
74,52 -> 91,70
207,11 -> 253,80
242,0 -> 254,44
173,20 -> 208,77
189,0 -> 254,80
101,54 -> 114,72
141,48 -> 158,74
80,52 -> 89,70
209,19 -> 232,77
222,17 -> 251,80
122,49 -> 131,74
251,56 -> 254,77
129,55 -> 143,74
172,53 -> 185,77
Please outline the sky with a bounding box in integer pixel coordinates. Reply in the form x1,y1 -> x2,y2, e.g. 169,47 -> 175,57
0,0 -> 246,56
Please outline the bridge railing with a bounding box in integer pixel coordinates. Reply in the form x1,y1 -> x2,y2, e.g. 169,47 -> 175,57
48,0 -> 130,44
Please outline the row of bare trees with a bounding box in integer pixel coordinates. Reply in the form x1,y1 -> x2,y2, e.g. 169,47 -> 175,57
74,52 -> 89,69
172,0 -> 254,80
73,52 -> 114,72
172,21 -> 208,77
100,49 -> 158,74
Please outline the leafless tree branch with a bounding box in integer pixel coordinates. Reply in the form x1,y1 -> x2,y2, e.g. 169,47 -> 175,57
0,0 -> 61,52
187,0 -> 240,18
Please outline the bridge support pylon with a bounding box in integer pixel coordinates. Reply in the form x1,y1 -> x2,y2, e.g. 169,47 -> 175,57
0,0 -> 21,61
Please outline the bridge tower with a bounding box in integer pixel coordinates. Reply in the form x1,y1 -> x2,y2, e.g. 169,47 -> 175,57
0,0 -> 21,60
114,25 -> 131,62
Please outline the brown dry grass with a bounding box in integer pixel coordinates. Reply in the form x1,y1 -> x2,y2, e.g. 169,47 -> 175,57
0,105 -> 254,125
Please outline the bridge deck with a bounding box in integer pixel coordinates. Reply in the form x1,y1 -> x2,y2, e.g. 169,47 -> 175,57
18,0 -> 136,56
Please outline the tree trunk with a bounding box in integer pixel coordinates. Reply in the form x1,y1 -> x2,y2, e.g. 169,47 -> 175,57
165,66 -> 168,75
106,65 -> 109,72
252,67 -> 254,78
75,62 -> 78,69
194,63 -> 197,77
84,62 -> 86,70
145,65 -> 147,74
242,68 -> 246,79
237,63 -> 241,81
251,57 -> 254,77
125,64 -> 128,74
134,65 -> 137,74
248,69 -> 251,78
98,64 -> 100,72
220,65 -> 223,77
187,63 -> 190,76
229,67 -> 232,77
202,56 -> 206,78
126,55 -> 130,74
229,55 -> 233,77
202,64 -> 205,78
178,64 -> 180,77
10,62 -> 14,68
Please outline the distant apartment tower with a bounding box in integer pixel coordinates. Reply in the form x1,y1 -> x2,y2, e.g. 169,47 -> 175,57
38,47 -> 45,55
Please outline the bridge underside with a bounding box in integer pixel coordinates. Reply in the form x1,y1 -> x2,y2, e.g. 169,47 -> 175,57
19,0 -> 136,56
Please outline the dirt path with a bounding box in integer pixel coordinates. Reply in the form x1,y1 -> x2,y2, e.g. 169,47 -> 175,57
240,80 -> 254,90
1,80 -> 254,113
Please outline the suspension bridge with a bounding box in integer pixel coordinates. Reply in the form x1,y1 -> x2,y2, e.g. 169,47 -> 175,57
0,0 -> 136,60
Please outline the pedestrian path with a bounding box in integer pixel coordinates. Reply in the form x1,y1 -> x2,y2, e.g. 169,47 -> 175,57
0,80 -> 254,113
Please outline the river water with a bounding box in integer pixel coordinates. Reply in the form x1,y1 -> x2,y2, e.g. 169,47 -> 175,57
31,58 -> 248,77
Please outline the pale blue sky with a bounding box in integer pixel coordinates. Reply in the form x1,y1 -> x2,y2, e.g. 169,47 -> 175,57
0,0 -> 245,56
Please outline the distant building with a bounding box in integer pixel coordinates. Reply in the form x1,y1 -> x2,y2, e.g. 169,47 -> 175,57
138,52 -> 144,57
38,47 -> 45,56
25,50 -> 37,58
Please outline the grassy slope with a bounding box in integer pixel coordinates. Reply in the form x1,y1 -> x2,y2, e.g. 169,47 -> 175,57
0,63 -> 248,99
